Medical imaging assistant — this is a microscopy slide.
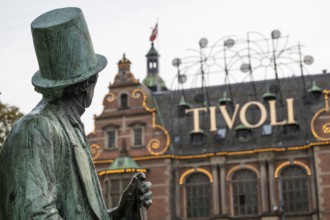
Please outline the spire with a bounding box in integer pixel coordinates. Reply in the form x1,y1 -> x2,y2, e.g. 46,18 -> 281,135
146,43 -> 159,76
143,43 -> 167,92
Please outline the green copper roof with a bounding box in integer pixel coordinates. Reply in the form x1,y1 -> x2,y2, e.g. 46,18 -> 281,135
179,95 -> 192,108
189,129 -> 204,134
307,81 -> 322,93
218,91 -> 232,105
143,75 -> 166,88
234,123 -> 251,131
108,156 -> 141,170
262,90 -> 277,100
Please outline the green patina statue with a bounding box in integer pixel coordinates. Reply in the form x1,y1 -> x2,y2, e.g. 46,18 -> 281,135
0,7 -> 152,220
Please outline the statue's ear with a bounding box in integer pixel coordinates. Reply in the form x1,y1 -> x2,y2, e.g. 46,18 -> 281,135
79,80 -> 91,93
68,80 -> 88,95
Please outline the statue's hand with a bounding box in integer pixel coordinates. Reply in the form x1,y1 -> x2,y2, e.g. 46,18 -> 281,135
115,172 -> 152,219
136,172 -> 152,209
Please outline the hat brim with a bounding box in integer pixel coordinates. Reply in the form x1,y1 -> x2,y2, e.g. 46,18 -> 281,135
31,54 -> 107,88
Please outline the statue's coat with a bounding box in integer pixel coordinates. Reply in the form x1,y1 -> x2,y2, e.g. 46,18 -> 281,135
0,99 -> 110,220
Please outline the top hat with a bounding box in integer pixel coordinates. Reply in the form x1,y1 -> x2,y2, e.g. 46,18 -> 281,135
31,7 -> 107,88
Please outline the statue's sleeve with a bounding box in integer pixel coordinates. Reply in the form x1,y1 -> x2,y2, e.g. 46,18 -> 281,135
2,115 -> 63,220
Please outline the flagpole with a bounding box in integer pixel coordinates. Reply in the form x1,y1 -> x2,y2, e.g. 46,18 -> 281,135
156,18 -> 160,91
157,17 -> 159,55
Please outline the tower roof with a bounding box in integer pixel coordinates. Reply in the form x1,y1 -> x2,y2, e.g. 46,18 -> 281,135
146,43 -> 159,57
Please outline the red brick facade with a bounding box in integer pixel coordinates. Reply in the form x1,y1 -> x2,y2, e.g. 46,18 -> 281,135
88,56 -> 172,219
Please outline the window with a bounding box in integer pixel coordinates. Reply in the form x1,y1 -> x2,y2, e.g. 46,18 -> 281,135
235,125 -> 252,141
110,179 -> 120,207
283,122 -> 300,135
103,177 -> 131,208
217,128 -> 227,138
105,128 -> 117,149
174,135 -> 181,144
262,124 -> 272,135
177,104 -> 190,117
237,129 -> 252,141
129,123 -> 145,147
190,131 -> 205,144
215,128 -> 227,142
120,93 -> 128,109
232,169 -> 258,216
131,124 -> 144,146
107,130 -> 116,149
280,165 -> 309,213
185,173 -> 211,218
149,60 -> 157,69
133,127 -> 143,146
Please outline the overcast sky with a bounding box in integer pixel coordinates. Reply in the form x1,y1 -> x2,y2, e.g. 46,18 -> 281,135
1,0 -> 329,134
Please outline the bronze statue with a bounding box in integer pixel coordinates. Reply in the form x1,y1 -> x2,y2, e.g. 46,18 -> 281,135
0,7 -> 152,220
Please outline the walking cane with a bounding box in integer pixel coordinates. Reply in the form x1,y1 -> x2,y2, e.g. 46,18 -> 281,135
137,179 -> 148,220
138,207 -> 148,220
134,172 -> 150,220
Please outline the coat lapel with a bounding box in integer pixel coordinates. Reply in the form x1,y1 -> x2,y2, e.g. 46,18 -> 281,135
73,146 -> 102,220
54,106 -> 103,220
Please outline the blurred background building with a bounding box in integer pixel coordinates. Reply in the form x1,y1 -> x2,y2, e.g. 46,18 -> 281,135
88,31 -> 330,220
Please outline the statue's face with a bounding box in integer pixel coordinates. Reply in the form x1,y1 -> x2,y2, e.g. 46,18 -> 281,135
83,73 -> 98,108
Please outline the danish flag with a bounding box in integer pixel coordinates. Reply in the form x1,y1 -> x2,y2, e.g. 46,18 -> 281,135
149,23 -> 158,42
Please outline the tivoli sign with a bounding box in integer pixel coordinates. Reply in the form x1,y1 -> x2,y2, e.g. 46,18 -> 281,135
186,99 -> 295,133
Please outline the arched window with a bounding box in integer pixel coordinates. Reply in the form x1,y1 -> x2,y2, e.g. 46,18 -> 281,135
120,93 -> 128,109
185,173 -> 211,218
280,165 -> 309,213
232,169 -> 258,216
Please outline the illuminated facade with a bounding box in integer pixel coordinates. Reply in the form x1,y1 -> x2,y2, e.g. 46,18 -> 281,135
88,46 -> 330,220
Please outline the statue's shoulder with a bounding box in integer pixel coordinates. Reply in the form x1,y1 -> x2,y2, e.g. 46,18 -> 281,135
10,100 -> 60,136
1,100 -> 62,155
